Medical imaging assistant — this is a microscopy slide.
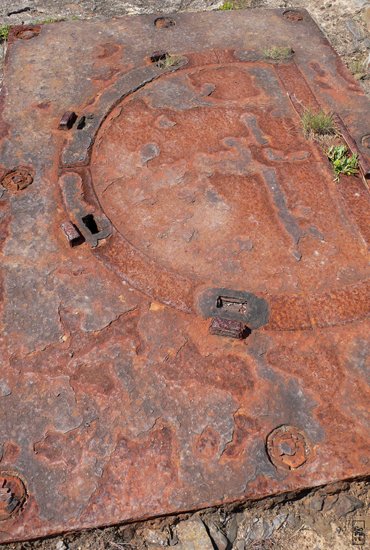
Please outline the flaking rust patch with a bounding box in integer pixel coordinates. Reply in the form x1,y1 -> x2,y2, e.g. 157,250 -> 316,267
0,7 -> 369,543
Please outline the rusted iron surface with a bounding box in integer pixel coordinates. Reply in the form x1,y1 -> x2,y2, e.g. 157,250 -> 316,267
0,8 -> 369,543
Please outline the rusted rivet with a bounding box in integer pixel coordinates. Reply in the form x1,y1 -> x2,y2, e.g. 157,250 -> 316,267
266,425 -> 310,470
1,167 -> 34,192
154,17 -> 175,29
361,134 -> 370,149
209,317 -> 250,339
61,221 -> 85,247
0,472 -> 27,521
283,9 -> 304,22
59,111 -> 78,130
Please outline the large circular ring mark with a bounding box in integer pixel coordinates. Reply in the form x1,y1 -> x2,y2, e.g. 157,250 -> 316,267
266,425 -> 311,470
0,472 -> 28,521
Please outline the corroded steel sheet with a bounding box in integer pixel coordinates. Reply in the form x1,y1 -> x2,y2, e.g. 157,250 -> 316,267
0,8 -> 369,543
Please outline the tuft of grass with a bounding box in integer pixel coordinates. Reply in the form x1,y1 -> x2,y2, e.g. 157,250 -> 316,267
348,57 -> 368,80
264,46 -> 294,61
301,109 -> 336,138
33,17 -> 64,25
0,24 -> 10,41
157,53 -> 182,69
326,145 -> 359,181
219,2 -> 235,9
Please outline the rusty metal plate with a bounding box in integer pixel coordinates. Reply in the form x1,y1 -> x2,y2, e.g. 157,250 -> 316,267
0,8 -> 369,543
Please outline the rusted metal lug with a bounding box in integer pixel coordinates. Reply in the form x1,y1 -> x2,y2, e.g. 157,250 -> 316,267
209,317 -> 250,339
0,473 -> 27,521
59,172 -> 112,247
61,221 -> 85,247
59,111 -> 78,130
198,288 -> 269,329
1,167 -> 33,192
266,426 -> 311,470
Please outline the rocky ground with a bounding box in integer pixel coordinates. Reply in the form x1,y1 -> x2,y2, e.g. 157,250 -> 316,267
0,0 -> 369,549
3,480 -> 370,549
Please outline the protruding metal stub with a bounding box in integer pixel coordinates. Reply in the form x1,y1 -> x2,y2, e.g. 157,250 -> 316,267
59,111 -> 78,130
209,317 -> 249,339
61,221 -> 85,247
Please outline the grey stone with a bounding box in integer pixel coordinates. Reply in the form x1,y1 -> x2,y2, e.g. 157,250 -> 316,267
55,541 -> 68,550
285,514 -> 302,530
207,521 -> 229,550
176,518 -> 214,550
308,494 -> 325,512
271,513 -> 288,531
245,518 -> 273,541
0,380 -> 11,396
332,494 -> 364,518
353,0 -> 370,10
346,19 -> 367,41
141,527 -> 170,546
225,512 -> 243,543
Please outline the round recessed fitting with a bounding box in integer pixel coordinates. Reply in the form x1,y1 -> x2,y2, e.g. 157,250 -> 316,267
0,472 -> 28,521
14,26 -> 41,40
283,10 -> 304,22
1,167 -> 34,192
154,17 -> 175,29
266,425 -> 311,470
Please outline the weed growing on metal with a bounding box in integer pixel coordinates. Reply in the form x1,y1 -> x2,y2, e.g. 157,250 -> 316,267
348,56 -> 368,80
302,109 -> 336,138
33,18 -> 65,25
327,145 -> 359,181
264,46 -> 294,61
219,2 -> 235,10
157,54 -> 183,69
0,25 -> 10,42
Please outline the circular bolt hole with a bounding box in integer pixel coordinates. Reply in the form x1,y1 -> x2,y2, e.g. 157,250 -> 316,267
361,134 -> 370,149
266,425 -> 311,470
154,17 -> 175,29
0,472 -> 27,521
1,167 -> 34,192
283,9 -> 304,22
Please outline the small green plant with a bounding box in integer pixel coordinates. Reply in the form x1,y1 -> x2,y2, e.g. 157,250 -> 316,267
264,46 -> 294,61
348,57 -> 368,80
219,2 -> 235,9
156,53 -> 182,69
327,145 -> 359,181
0,24 -> 10,41
301,109 -> 336,138
33,17 -> 64,25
